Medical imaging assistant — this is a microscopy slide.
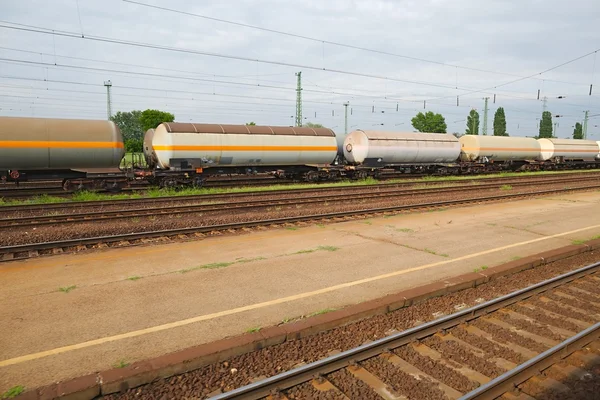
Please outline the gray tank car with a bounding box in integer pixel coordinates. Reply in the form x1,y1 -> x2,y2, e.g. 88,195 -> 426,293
459,135 -> 540,162
0,116 -> 125,188
538,138 -> 600,162
343,130 -> 460,165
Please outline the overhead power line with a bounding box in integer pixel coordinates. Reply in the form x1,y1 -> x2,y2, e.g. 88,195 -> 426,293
424,48 -> 600,103
0,21 -> 505,93
122,0 -> 587,86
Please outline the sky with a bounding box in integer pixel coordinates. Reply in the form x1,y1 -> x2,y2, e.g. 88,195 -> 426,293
1,0 -> 599,139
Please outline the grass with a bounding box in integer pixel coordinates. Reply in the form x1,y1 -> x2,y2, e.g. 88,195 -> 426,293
180,262 -> 234,273
120,152 -> 147,168
362,220 -> 373,225
399,243 -> 447,257
236,257 -> 266,263
395,227 -> 414,233
317,245 -> 339,252
293,245 -> 339,255
307,308 -> 337,317
246,326 -> 261,333
295,249 -> 316,255
500,184 -> 513,190
474,265 -> 488,273
127,276 -> 142,281
4,169 -> 594,208
1,386 -> 24,399
58,285 -> 77,293
572,239 -> 586,245
286,226 -> 298,231
423,248 -> 449,257
113,360 -> 130,368
511,256 -> 522,261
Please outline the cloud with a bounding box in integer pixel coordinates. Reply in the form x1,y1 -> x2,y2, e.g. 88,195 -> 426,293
0,0 -> 598,138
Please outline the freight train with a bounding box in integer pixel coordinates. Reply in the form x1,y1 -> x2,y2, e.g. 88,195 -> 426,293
1,116 -> 600,191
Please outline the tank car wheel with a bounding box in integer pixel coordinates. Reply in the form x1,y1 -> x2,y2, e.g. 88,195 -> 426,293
192,177 -> 205,188
160,177 -> 179,189
303,171 -> 319,182
353,170 -> 367,180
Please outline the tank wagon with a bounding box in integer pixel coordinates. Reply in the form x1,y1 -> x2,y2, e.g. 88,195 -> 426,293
3,116 -> 600,191
0,116 -> 126,190
143,122 -> 344,187
459,135 -> 541,164
343,130 -> 461,174
538,138 -> 600,162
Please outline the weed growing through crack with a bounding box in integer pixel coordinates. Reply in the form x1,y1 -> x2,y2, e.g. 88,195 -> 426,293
1,386 -> 24,399
58,285 -> 77,293
317,245 -> 339,252
113,360 -> 129,368
246,326 -> 261,333
307,308 -> 337,317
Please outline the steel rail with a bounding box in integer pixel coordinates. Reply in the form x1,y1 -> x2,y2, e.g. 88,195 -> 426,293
459,322 -> 600,399
1,185 -> 599,260
209,261 -> 600,400
1,172 -> 596,213
3,177 -> 595,228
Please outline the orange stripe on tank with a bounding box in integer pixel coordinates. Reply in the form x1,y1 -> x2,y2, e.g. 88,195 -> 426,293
462,147 -> 598,153
0,141 -> 124,149
153,145 -> 338,151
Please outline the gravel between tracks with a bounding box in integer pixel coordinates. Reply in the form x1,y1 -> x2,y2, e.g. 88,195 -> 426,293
3,183 -> 597,247
105,249 -> 600,400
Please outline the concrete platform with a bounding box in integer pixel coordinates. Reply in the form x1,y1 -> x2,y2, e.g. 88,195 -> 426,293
1,191 -> 600,392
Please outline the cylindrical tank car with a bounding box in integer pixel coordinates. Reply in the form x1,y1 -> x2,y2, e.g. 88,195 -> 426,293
144,123 -> 339,170
343,130 -> 461,165
0,116 -> 124,185
538,138 -> 600,161
459,135 -> 541,162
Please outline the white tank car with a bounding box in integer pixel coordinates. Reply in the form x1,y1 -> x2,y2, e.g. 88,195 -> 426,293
538,138 -> 600,161
459,135 -> 540,162
343,130 -> 460,165
145,123 -> 338,170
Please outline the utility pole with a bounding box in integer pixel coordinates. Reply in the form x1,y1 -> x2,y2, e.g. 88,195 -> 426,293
295,72 -> 302,127
542,96 -> 548,112
583,110 -> 589,139
104,80 -> 112,120
343,102 -> 349,135
482,97 -> 489,136
554,122 -> 559,137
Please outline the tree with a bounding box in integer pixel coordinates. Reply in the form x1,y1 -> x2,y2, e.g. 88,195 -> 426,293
573,122 -> 584,139
411,111 -> 447,133
465,109 -> 479,135
139,109 -> 175,132
246,121 -> 256,126
110,110 -> 143,142
493,107 -> 508,136
110,110 -> 144,153
305,122 -> 324,128
539,111 -> 553,138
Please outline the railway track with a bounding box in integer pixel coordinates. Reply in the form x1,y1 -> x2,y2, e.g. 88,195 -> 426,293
210,262 -> 600,400
0,176 -> 290,199
2,183 -> 600,262
1,175 -> 599,228
1,171 -> 597,215
0,171 -> 597,201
